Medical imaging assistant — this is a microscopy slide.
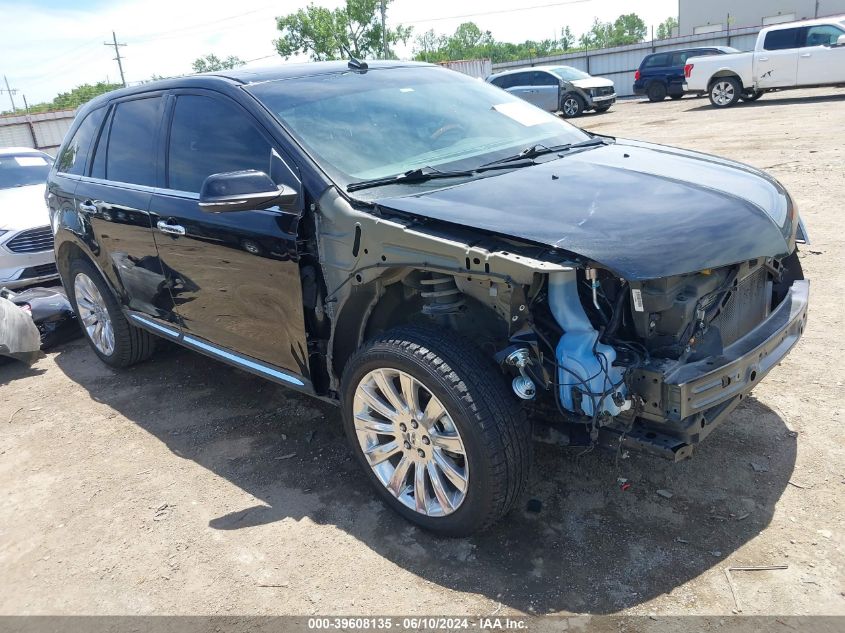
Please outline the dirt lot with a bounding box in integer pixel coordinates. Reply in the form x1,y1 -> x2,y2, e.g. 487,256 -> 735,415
1,87 -> 844,617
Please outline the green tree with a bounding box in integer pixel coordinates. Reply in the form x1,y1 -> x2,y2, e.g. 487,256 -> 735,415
17,81 -> 122,114
656,16 -> 679,39
414,29 -> 445,61
559,26 -> 575,50
612,13 -> 647,45
274,0 -> 411,61
191,54 -> 245,73
579,17 -> 612,48
579,13 -> 647,48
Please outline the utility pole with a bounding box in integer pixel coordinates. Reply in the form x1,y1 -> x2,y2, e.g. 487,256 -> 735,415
2,75 -> 17,113
104,31 -> 127,87
380,0 -> 387,60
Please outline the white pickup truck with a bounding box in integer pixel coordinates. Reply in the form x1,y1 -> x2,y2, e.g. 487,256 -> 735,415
684,16 -> 845,107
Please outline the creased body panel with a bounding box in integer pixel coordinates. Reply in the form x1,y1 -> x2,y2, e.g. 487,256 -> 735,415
374,141 -> 792,280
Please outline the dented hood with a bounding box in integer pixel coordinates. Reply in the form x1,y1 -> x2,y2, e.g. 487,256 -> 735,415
374,139 -> 795,280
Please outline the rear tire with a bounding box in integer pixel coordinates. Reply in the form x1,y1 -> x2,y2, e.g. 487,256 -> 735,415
340,325 -> 531,536
647,82 -> 667,102
709,77 -> 742,108
67,258 -> 156,368
670,94 -> 683,100
741,89 -> 764,102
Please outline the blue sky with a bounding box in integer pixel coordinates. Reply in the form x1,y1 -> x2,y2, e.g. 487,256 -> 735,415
1,0 -> 678,105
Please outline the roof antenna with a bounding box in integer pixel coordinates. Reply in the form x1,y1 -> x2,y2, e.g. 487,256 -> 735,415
341,45 -> 368,71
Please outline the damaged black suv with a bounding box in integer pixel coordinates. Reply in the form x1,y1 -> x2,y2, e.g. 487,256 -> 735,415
47,61 -> 809,536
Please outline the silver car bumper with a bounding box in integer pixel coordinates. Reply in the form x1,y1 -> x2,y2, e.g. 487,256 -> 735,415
0,232 -> 58,289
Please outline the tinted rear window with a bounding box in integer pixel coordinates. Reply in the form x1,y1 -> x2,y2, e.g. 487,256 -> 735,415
643,54 -> 669,67
56,107 -> 106,175
764,27 -> 803,50
106,97 -> 162,186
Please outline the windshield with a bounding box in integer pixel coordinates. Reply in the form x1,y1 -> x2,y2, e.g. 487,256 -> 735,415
550,66 -> 591,81
248,66 -> 589,188
0,152 -> 52,190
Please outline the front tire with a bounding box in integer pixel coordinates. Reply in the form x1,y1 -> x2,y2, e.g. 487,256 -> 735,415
709,77 -> 742,108
340,325 -> 531,536
560,94 -> 584,118
68,258 -> 156,368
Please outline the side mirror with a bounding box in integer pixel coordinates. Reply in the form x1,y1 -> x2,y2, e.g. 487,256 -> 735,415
837,34 -> 845,47
198,170 -> 297,213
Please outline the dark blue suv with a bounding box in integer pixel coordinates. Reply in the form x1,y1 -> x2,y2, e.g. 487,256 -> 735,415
634,46 -> 738,102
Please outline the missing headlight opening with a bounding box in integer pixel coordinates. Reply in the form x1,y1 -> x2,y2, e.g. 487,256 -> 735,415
495,252 -> 806,463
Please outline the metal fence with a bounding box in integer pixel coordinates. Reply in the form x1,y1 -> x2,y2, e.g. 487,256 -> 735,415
491,25 -> 763,97
0,108 -> 76,156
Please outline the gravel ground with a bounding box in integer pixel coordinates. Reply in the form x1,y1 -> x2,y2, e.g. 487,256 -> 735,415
1,87 -> 843,617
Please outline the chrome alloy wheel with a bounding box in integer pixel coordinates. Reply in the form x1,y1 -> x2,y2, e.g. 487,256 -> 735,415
562,96 -> 580,116
74,272 -> 115,356
711,80 -> 736,106
353,368 -> 469,517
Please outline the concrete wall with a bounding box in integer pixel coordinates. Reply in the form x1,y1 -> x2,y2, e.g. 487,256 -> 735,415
0,109 -> 76,156
679,0 -> 845,35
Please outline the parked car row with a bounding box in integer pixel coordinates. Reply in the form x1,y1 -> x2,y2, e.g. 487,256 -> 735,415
638,15 -> 845,108
481,13 -> 844,118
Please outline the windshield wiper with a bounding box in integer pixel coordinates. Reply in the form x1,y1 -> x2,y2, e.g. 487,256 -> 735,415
346,161 -> 536,193
480,137 -> 612,167
347,166 -> 475,192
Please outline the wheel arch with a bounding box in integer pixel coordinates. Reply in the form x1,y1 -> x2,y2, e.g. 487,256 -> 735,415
329,267 -> 513,389
55,238 -> 113,296
708,70 -> 743,88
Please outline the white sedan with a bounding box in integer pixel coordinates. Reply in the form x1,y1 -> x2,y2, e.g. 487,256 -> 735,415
0,147 -> 58,289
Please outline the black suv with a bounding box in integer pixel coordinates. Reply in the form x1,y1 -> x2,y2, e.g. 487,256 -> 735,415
48,61 -> 809,536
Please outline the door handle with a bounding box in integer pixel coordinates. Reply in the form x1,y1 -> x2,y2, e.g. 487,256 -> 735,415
156,220 -> 186,236
79,201 -> 97,213
800,53 -> 812,57
758,56 -> 769,61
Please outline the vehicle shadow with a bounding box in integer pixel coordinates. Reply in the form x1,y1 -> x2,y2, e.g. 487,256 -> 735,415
0,358 -> 47,385
686,91 -> 845,112
54,339 -> 797,614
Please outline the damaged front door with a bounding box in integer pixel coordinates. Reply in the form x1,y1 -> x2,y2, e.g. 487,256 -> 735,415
149,91 -> 310,379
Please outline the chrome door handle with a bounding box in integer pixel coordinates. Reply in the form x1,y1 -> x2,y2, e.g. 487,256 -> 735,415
79,201 -> 97,213
758,56 -> 769,61
156,220 -> 186,236
800,53 -> 812,57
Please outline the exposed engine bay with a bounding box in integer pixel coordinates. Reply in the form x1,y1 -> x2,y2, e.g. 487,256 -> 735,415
492,250 -> 807,460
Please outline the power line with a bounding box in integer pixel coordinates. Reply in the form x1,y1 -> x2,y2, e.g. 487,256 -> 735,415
126,3 -> 278,43
104,31 -> 127,87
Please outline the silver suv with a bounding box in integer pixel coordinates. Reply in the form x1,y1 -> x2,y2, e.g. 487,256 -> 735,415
487,65 -> 616,118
